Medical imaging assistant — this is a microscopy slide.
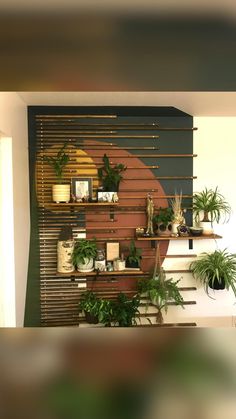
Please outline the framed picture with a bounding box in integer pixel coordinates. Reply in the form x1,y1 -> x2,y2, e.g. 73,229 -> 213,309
106,242 -> 120,261
97,191 -> 118,203
71,177 -> 93,202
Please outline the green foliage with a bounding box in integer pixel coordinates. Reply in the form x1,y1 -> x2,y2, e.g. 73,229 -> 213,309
126,240 -> 142,266
193,187 -> 231,223
98,154 -> 126,192
72,239 -> 97,266
78,291 -> 140,327
111,293 -> 140,327
78,291 -> 113,326
138,271 -> 184,323
190,249 -> 236,297
78,291 -> 101,318
43,143 -> 69,183
153,207 -> 174,227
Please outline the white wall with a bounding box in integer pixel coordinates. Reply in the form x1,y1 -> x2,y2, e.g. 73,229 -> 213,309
156,117 -> 236,327
0,92 -> 29,326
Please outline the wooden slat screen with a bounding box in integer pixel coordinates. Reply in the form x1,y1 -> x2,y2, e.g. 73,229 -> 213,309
26,107 -> 195,327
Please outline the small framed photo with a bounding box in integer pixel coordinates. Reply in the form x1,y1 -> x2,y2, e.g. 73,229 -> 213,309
98,191 -> 118,203
71,178 -> 93,202
106,242 -> 119,261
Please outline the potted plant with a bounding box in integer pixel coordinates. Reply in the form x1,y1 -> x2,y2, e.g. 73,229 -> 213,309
190,249 -> 236,296
192,187 -> 231,235
72,238 -> 97,272
137,270 -> 184,324
43,143 -> 70,203
111,292 -> 140,327
125,240 -> 142,269
153,207 -> 174,236
98,154 -> 126,192
78,291 -> 101,324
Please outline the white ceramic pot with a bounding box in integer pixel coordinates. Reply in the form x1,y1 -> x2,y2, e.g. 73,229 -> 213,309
52,184 -> 70,203
200,221 -> 214,235
77,257 -> 94,273
172,222 -> 179,236
57,240 -> 75,273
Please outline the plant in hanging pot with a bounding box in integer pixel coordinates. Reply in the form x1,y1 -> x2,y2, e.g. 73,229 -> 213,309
72,238 -> 97,273
111,292 -> 140,327
43,143 -> 70,203
190,249 -> 236,296
98,153 -> 126,192
153,207 -> 174,236
192,187 -> 231,235
125,240 -> 142,269
137,270 -> 184,324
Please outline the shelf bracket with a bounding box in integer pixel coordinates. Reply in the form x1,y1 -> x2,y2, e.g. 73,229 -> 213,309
188,239 -> 193,250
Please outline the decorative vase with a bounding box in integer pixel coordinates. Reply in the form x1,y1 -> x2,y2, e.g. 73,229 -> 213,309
172,222 -> 179,236
77,257 -> 94,273
52,184 -> 70,203
57,240 -> 74,273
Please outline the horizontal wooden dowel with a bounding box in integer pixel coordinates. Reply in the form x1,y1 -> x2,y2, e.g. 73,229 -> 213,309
36,114 -> 118,119
38,134 -> 160,139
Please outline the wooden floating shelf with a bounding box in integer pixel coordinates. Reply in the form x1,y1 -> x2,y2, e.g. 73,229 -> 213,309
136,234 -> 222,241
46,202 -> 119,207
57,270 -> 147,277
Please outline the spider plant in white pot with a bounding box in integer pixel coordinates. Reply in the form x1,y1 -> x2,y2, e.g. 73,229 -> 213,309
192,187 -> 231,235
43,143 -> 70,203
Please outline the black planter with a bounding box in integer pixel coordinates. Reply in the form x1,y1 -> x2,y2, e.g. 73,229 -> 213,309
209,278 -> 225,290
85,311 -> 99,324
125,260 -> 140,269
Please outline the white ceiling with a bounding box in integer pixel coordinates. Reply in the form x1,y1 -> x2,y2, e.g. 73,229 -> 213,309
18,92 -> 236,116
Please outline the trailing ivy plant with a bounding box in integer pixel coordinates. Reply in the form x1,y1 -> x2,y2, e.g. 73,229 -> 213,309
43,143 -> 69,183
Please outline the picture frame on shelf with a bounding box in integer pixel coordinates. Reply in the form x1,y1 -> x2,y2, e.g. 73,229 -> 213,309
71,177 -> 93,202
106,242 -> 120,261
97,191 -> 118,203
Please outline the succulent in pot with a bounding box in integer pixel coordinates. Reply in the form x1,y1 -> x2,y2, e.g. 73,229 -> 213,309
72,238 -> 97,272
153,207 -> 174,236
125,240 -> 142,269
192,187 -> 231,235
43,143 -> 70,203
190,249 -> 236,296
98,153 -> 126,192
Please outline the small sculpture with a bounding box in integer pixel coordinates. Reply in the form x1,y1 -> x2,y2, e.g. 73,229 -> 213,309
146,193 -> 154,236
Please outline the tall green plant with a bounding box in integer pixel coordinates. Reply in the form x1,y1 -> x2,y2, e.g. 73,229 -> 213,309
43,143 -> 69,183
193,187 -> 231,223
153,207 -> 174,227
190,249 -> 236,297
98,154 -> 126,191
126,240 -> 142,266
